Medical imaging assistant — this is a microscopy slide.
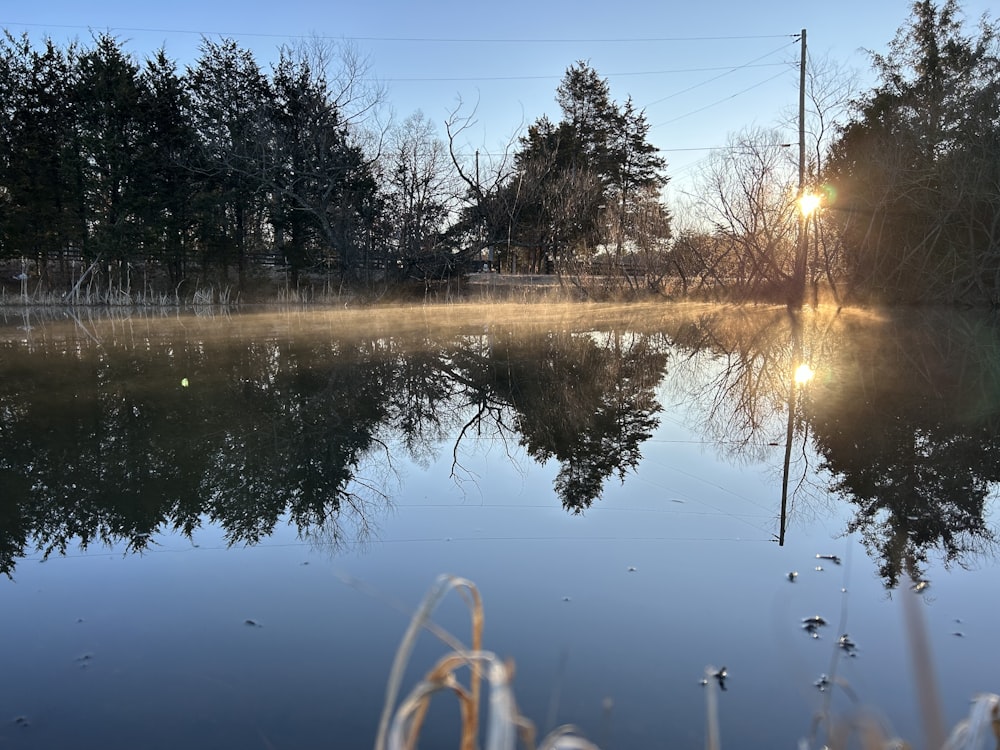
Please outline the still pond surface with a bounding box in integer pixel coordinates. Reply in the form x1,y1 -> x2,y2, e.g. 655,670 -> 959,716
1,302 -> 998,750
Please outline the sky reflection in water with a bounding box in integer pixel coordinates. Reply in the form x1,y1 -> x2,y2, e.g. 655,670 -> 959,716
1,303 -> 998,750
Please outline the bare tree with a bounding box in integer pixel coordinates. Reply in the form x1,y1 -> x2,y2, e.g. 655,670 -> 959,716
690,127 -> 799,301
380,110 -> 461,279
626,185 -> 674,292
800,53 -> 859,306
279,34 -> 389,142
443,97 -> 520,269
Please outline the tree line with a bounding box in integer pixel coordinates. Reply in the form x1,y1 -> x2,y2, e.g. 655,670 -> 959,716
0,32 -> 420,293
2,0 -> 998,305
0,32 -> 671,298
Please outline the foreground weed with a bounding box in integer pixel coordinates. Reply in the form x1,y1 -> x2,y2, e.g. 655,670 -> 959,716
375,574 -> 600,750
379,573 -> 997,750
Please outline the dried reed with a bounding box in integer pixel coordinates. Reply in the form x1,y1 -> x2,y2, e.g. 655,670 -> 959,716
376,574 -> 601,750
379,574 -> 997,750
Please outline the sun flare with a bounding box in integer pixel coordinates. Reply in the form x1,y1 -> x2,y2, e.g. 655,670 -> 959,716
793,363 -> 815,385
798,192 -> 822,216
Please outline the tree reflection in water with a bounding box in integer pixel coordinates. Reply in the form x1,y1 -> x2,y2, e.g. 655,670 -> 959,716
660,306 -> 1000,585
805,311 -> 1000,586
445,327 -> 667,512
1,305 -> 998,585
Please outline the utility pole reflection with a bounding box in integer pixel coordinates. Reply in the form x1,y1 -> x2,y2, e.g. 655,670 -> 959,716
777,314 -> 804,546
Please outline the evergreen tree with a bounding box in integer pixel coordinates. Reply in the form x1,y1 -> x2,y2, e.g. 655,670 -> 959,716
607,97 -> 668,258
510,115 -> 601,269
555,61 -> 619,181
266,48 -> 379,283
268,51 -> 327,279
137,49 -> 199,282
73,34 -> 146,270
0,33 -> 80,268
825,0 -> 1000,303
506,62 -> 670,271
187,39 -> 272,271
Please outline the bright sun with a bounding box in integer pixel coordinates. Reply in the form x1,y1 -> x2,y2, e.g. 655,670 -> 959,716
794,364 -> 815,385
799,193 -> 822,216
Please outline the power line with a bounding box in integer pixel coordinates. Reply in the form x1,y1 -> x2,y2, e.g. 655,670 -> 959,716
654,68 -> 793,127
379,62 -> 787,83
1,22 -> 797,44
1,21 -> 793,91
3,19 -> 802,165
643,40 -> 797,109
349,34 -> 799,44
455,142 -> 792,158
658,143 -> 790,152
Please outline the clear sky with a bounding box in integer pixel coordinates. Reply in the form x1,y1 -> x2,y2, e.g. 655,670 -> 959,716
3,0 -> 995,196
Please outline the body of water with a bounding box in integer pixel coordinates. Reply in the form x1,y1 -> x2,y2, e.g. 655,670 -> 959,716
1,303 -> 998,750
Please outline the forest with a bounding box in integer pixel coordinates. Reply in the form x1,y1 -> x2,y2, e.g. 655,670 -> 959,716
0,0 -> 998,305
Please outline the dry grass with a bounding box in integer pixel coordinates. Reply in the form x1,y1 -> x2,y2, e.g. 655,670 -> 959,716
376,574 -> 600,750
379,575 -> 997,750
0,284 -> 233,307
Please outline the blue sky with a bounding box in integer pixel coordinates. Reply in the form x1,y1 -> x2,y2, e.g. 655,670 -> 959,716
3,0 -> 995,195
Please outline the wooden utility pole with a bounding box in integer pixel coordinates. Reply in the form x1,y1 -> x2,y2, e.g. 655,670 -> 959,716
791,28 -> 808,308
798,29 -> 806,202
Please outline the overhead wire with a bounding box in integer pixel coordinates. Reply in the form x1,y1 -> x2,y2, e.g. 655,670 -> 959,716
0,21 -> 797,44
14,531 -> 770,564
3,20 -> 798,117
643,39 -> 798,109
655,68 -> 794,127
438,42 -> 797,161
4,19 -> 802,178
378,62 -> 787,84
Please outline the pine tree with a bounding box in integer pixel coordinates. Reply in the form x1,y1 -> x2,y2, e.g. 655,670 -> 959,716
137,49 -> 199,281
73,34 -> 146,265
826,0 -> 1000,303
0,33 -> 80,268
187,39 -> 272,271
506,62 -> 670,269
